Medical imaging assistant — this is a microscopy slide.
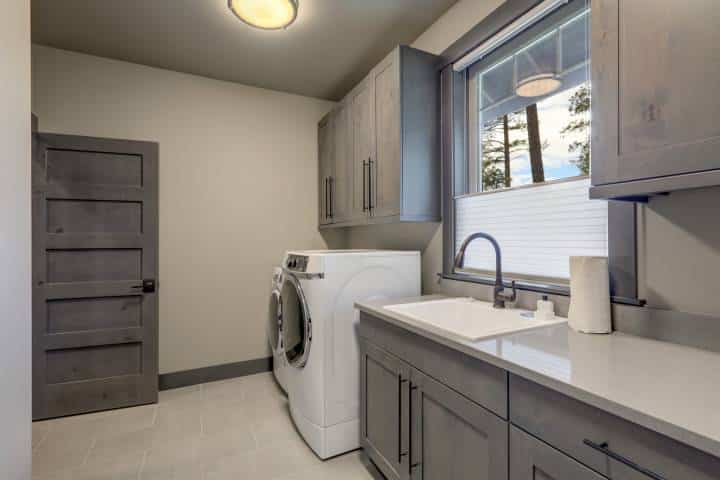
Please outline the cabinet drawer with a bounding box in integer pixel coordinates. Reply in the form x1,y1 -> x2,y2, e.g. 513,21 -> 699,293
359,312 -> 507,418
509,374 -> 720,479
510,426 -> 607,480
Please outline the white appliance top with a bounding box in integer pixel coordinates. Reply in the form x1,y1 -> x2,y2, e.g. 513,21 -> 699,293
282,249 -> 419,275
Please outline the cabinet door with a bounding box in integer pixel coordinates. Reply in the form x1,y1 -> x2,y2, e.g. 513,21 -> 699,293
349,77 -> 375,221
410,368 -> 508,480
372,50 -> 401,218
510,426 -> 607,480
592,0 -> 720,186
360,340 -> 411,480
331,102 -> 351,223
318,113 -> 334,225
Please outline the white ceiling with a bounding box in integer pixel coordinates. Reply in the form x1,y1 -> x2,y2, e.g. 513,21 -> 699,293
31,0 -> 457,100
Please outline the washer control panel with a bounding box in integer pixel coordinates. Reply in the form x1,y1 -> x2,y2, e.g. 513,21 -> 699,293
286,254 -> 309,272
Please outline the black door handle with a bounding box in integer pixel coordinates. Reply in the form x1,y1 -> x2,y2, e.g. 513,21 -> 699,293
131,279 -> 156,293
583,439 -> 666,480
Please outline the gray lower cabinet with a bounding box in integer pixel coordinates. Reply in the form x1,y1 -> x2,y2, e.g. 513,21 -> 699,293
510,374 -> 720,480
590,0 -> 720,200
360,311 -> 720,480
361,340 -> 411,480
510,426 -> 607,480
360,337 -> 509,480
409,368 -> 508,480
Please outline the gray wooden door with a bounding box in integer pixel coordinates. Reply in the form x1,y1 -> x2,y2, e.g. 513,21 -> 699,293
331,102 -> 352,223
409,368 -> 508,480
350,76 -> 375,221
318,113 -> 334,226
591,0 -> 720,186
360,340 -> 411,480
32,133 -> 159,420
510,426 -> 606,480
372,49 -> 402,219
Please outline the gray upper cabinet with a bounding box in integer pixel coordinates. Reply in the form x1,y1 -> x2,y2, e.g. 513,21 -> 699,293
319,45 -> 440,228
510,426 -> 606,480
590,0 -> 720,200
318,113 -> 334,225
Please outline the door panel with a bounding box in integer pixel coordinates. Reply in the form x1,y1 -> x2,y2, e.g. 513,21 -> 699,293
331,102 -> 351,223
591,0 -> 720,186
510,426 -> 607,480
318,114 -> 334,225
350,77 -> 375,220
410,368 -> 508,480
373,53 -> 402,218
32,133 -> 159,420
361,340 -> 411,480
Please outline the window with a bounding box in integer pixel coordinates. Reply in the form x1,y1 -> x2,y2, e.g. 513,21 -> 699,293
450,0 -> 608,285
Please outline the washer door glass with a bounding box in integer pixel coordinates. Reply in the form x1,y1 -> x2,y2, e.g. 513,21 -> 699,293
281,275 -> 310,367
267,289 -> 281,351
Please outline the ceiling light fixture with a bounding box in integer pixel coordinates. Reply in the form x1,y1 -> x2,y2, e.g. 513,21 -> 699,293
228,0 -> 298,30
515,73 -> 561,97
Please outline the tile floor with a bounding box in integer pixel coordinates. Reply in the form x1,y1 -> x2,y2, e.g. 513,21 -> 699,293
32,372 -> 378,480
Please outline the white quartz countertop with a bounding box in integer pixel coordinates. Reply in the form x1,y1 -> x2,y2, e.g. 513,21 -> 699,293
356,295 -> 720,458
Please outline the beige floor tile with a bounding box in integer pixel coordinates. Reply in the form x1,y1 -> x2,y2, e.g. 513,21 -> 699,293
32,434 -> 94,476
195,427 -> 257,466
201,403 -> 254,436
140,440 -> 202,480
32,373 -> 375,480
32,421 -> 53,450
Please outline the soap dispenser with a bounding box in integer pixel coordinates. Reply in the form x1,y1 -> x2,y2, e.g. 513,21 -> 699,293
535,295 -> 555,321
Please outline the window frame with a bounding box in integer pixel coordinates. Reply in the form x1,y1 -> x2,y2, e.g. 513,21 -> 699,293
439,0 -> 643,305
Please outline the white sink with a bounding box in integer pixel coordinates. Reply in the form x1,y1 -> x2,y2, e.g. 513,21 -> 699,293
384,297 -> 566,342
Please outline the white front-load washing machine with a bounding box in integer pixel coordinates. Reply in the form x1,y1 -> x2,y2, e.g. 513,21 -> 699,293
280,250 -> 421,459
268,267 -> 287,393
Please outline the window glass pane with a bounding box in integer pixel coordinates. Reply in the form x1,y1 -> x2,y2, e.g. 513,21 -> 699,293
455,1 -> 605,284
561,11 -> 589,70
480,58 -> 514,110
475,9 -> 590,193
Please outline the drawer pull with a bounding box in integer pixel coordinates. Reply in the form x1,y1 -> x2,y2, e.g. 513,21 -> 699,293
583,439 -> 667,480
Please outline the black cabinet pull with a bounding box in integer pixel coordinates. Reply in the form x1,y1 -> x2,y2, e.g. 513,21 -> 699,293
328,176 -> 334,218
583,439 -> 666,480
362,161 -> 368,212
368,159 -> 374,212
325,177 -> 330,219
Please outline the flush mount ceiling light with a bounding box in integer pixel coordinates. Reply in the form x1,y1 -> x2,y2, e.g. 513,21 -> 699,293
515,73 -> 561,97
228,0 -> 298,30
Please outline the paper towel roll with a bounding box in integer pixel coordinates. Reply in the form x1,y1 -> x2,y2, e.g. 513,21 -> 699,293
568,256 -> 611,334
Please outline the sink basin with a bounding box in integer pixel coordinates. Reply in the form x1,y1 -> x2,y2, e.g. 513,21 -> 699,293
383,297 -> 566,342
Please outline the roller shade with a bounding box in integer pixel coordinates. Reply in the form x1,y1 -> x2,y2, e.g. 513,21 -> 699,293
455,178 -> 607,281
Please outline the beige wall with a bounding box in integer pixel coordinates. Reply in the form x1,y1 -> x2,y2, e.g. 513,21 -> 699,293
348,0 -> 720,318
1,1 -> 32,477
32,45 -> 345,374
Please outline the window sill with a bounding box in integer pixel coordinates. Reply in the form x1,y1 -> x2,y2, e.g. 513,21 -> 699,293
441,272 -> 646,306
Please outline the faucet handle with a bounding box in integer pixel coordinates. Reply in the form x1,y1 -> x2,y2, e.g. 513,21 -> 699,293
499,280 -> 518,303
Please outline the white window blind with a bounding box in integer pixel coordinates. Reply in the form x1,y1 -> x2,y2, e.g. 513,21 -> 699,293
455,178 -> 607,281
